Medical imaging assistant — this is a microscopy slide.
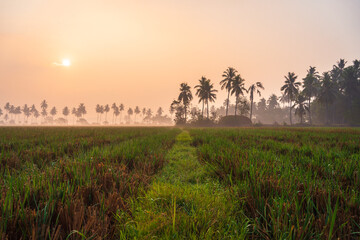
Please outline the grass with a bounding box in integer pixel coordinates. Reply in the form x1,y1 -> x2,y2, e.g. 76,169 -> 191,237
119,130 -> 250,239
1,126 -> 359,239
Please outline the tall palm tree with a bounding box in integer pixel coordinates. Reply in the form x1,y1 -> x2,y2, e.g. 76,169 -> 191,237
178,83 -> 193,122
292,94 -> 309,124
231,74 -> 246,118
77,103 -> 87,118
220,67 -> 237,116
127,108 -> 133,124
62,106 -> 69,123
111,103 -> 117,124
281,72 -> 300,125
302,66 -> 320,125
205,80 -> 217,119
267,94 -> 279,111
119,104 -> 124,124
195,76 -> 208,118
134,106 -> 140,123
248,82 -> 264,122
104,104 -> 110,122
22,104 -> 31,123
318,72 -> 337,124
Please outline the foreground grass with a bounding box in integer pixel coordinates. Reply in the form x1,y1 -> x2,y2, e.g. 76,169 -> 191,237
119,130 -> 249,239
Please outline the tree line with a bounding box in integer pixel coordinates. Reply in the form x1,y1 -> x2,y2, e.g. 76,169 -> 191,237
0,101 -> 172,125
171,59 -> 360,126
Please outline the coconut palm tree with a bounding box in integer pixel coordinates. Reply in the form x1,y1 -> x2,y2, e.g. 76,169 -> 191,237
292,94 -> 309,124
127,108 -> 133,124
318,72 -> 338,124
111,103 -> 117,124
281,72 -> 300,125
302,66 -> 320,125
220,67 -> 237,116
119,104 -> 124,124
195,76 -> 208,118
114,106 -> 120,124
77,103 -> 87,118
134,106 -> 140,123
22,104 -> 31,123
205,80 -> 218,119
71,107 -> 77,124
104,104 -> 110,122
267,94 -> 279,111
40,100 -> 48,121
62,106 -> 69,123
248,82 -> 264,122
178,83 -> 193,122
50,107 -> 57,118
231,74 -> 246,118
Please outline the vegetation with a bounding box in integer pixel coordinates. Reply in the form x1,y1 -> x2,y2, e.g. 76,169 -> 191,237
0,127 -> 180,239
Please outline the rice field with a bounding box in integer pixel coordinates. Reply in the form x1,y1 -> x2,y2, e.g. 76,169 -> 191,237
0,127 -> 359,239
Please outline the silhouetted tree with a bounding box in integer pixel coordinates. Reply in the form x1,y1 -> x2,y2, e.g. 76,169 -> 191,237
248,82 -> 264,122
157,107 -> 163,116
134,106 -> 140,123
281,72 -> 300,125
119,104 -> 124,124
195,76 -> 209,118
104,104 -> 110,122
40,100 -> 48,121
114,106 -> 120,124
267,94 -> 279,111
302,66 -> 320,124
127,108 -> 133,123
50,107 -> 57,117
77,103 -> 87,118
62,107 -> 69,123
178,83 -> 193,122
293,94 -> 309,124
231,74 -> 246,118
111,103 -> 117,124
0,108 -> 3,120
318,72 -> 337,124
220,67 -> 237,116
22,104 -> 31,123
71,107 -> 77,124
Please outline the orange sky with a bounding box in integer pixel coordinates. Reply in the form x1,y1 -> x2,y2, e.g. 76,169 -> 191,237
1,0 -> 359,122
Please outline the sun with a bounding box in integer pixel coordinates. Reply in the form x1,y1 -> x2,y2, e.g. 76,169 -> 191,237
62,59 -> 71,67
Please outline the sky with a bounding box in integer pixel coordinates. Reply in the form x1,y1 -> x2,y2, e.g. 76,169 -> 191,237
1,0 -> 360,122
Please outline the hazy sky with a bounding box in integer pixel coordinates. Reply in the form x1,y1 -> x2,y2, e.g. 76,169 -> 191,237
1,0 -> 359,121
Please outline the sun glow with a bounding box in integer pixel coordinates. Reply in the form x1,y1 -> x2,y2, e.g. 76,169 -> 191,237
62,59 -> 71,67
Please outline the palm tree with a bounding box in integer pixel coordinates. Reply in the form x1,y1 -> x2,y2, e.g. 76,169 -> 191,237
104,104 -> 110,122
178,83 -> 193,122
134,106 -> 140,123
157,107 -> 163,116
62,107 -> 69,123
77,103 -> 87,118
318,72 -> 337,124
111,103 -> 117,124
231,74 -> 246,118
281,72 -> 300,125
267,94 -> 279,111
119,104 -> 124,124
195,76 -> 208,118
220,67 -> 237,116
292,94 -> 309,124
0,108 -> 3,120
114,106 -> 120,124
205,80 -> 217,119
248,82 -> 264,122
40,100 -> 48,121
127,107 -> 133,124
50,107 -> 57,117
71,107 -> 77,124
22,104 -> 31,123
302,66 -> 320,125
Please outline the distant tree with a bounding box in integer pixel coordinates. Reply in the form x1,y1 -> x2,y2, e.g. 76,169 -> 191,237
134,106 -> 140,122
50,107 -> 57,117
146,108 -> 152,118
220,67 -> 237,116
231,74 -> 246,118
142,107 -> 146,117
248,82 -> 264,122
104,104 -> 110,122
4,103 -> 10,116
4,114 -> 9,122
195,76 -> 209,118
22,104 -> 31,123
33,110 -> 40,123
0,108 -> 3,120
236,96 -> 250,116
62,106 -> 69,122
302,66 -> 320,124
71,107 -> 77,124
318,72 -> 337,124
111,103 -> 117,124
77,103 -> 87,118
40,100 -> 48,120
119,104 -> 124,124
293,94 -> 309,124
267,94 -> 279,111
157,107 -> 164,116
281,72 -> 300,125
127,107 -> 133,123
114,106 -> 120,124
178,83 -> 193,122
14,106 -> 21,123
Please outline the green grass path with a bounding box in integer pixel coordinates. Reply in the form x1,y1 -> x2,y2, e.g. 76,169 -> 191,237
119,130 -> 248,239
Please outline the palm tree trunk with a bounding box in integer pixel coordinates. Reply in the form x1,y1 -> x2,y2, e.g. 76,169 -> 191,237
184,105 -> 187,123
308,97 -> 312,125
207,100 -> 209,119
202,101 -> 204,118
235,97 -> 238,118
249,97 -> 253,122
226,90 -> 230,116
289,100 -> 292,125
